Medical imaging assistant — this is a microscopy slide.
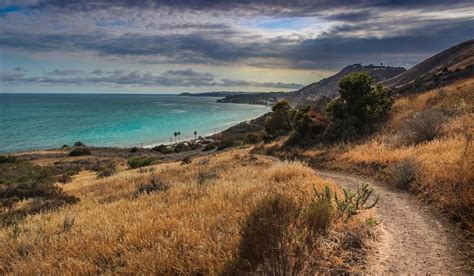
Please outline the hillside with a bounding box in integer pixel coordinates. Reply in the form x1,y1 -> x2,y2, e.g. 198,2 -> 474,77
383,39 -> 474,93
288,64 -> 405,105
0,149 -> 376,274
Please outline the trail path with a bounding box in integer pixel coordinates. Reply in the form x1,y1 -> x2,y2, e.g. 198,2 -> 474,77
316,170 -> 472,274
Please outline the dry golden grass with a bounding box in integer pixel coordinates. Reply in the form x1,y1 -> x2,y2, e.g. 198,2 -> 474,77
0,149 -> 373,274
326,78 -> 474,230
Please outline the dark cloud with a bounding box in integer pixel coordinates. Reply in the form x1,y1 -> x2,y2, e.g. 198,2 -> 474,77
0,0 -> 472,75
323,11 -> 373,22
13,66 -> 27,72
2,16 -> 472,70
46,69 -> 84,76
1,68 -> 303,89
28,0 -> 473,16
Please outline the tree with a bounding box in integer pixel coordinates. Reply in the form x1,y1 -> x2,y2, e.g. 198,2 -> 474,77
173,132 -> 178,144
265,100 -> 294,135
271,100 -> 293,131
326,72 -> 393,132
194,130 -> 197,140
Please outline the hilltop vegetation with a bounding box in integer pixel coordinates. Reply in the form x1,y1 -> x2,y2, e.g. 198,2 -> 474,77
259,77 -> 473,231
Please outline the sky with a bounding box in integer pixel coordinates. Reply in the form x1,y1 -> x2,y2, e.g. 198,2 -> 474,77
0,0 -> 473,93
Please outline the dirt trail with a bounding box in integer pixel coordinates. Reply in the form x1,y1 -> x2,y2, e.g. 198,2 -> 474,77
316,170 -> 472,274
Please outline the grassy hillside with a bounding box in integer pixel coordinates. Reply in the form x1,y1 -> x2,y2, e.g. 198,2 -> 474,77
278,78 -> 473,231
0,149 -> 376,274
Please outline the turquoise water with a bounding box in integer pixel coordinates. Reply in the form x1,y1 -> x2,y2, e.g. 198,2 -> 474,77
0,93 -> 269,153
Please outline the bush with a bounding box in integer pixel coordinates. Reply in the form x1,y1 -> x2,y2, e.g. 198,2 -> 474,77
174,143 -> 190,153
96,162 -> 117,179
196,171 -> 218,185
127,156 -> 156,169
68,147 -> 91,156
386,159 -> 418,190
130,147 -> 139,153
202,143 -> 216,151
0,155 -> 17,164
73,141 -> 86,147
0,161 -> 80,227
227,193 -> 333,274
134,174 -> 169,196
181,156 -> 192,165
398,109 -> 446,145
245,133 -> 261,144
153,144 -> 174,154
217,140 -> 234,151
62,144 -> 69,149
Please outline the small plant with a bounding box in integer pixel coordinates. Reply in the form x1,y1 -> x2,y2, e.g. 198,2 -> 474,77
334,183 -> 379,220
127,156 -> 156,169
399,109 -> 446,145
130,147 -> 139,153
387,159 -> 418,189
68,147 -> 91,157
134,174 -> 169,196
0,155 -> 17,164
96,162 -> 117,179
217,139 -> 234,151
196,171 -> 218,185
73,141 -> 86,147
153,144 -> 175,154
315,183 -> 379,221
181,156 -> 192,165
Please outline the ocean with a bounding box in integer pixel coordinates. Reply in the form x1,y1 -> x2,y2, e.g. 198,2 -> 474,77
0,93 -> 269,153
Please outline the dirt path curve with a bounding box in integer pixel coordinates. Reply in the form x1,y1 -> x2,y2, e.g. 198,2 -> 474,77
316,170 -> 471,274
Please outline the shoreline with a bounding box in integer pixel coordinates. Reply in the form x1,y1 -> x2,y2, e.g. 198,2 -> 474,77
5,112 -> 268,156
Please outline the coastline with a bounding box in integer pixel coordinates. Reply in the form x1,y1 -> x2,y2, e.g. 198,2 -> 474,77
6,111 -> 269,156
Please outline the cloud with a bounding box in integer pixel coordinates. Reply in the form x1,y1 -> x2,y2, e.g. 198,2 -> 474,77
13,66 -> 27,72
1,68 -> 304,89
0,0 -> 472,77
46,69 -> 84,76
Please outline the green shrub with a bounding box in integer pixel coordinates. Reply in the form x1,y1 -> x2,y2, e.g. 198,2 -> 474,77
217,140 -> 234,151
315,184 -> 378,221
153,144 -> 174,154
68,147 -> 91,156
245,133 -> 261,144
127,156 -> 157,169
202,143 -> 216,151
130,147 -> 139,153
73,141 -> 86,147
0,159 -> 80,227
0,155 -> 17,164
174,143 -> 190,153
96,162 -> 117,179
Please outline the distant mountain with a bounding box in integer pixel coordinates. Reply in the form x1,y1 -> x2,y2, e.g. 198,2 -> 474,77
179,91 -> 251,97
288,64 -> 405,105
383,39 -> 474,93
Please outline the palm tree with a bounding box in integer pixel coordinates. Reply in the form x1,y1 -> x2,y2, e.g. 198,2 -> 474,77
194,130 -> 197,140
173,132 -> 178,144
